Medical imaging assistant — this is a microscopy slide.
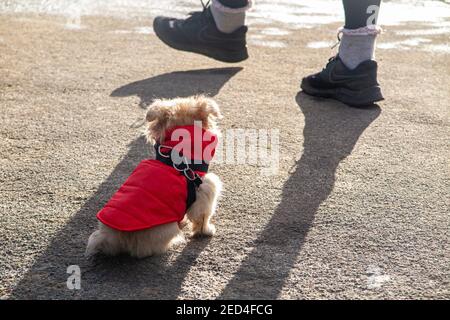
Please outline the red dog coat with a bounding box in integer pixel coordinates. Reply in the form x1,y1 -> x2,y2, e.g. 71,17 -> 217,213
97,125 -> 218,232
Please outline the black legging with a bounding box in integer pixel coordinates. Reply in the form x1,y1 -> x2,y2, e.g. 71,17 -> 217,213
218,0 -> 381,29
343,0 -> 381,29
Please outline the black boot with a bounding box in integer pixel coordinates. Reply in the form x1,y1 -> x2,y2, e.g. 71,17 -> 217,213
153,2 -> 248,63
301,56 -> 384,107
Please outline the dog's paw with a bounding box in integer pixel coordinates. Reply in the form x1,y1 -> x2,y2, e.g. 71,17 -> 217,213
85,230 -> 102,258
85,245 -> 98,258
178,216 -> 190,230
202,223 -> 216,237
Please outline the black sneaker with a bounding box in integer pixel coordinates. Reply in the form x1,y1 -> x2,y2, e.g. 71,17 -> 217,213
301,56 -> 384,107
153,2 -> 248,63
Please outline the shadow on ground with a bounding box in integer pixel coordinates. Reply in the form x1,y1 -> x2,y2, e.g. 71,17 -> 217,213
111,67 -> 242,108
10,67 -> 241,299
218,93 -> 381,299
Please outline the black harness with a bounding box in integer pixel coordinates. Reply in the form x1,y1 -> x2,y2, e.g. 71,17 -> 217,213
154,143 -> 208,209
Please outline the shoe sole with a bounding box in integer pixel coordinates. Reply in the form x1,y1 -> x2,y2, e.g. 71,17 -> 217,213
153,20 -> 248,63
300,78 -> 384,108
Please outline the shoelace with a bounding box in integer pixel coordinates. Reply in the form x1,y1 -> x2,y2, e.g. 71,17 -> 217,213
331,30 -> 343,50
184,0 -> 211,25
201,0 -> 211,10
321,55 -> 338,72
324,29 -> 343,72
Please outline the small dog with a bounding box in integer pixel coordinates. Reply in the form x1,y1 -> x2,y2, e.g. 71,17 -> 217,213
86,95 -> 223,258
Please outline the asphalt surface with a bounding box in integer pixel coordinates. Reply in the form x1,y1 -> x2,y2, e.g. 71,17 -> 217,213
0,11 -> 449,299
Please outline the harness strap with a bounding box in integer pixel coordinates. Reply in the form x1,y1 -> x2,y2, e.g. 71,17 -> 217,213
154,143 -> 207,209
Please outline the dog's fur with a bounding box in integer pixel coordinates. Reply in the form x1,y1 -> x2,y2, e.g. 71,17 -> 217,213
86,96 -> 223,258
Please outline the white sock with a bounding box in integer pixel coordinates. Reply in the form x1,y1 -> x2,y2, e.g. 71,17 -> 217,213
338,26 -> 382,70
210,0 -> 251,34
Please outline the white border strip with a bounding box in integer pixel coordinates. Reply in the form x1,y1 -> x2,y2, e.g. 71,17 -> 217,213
339,25 -> 383,36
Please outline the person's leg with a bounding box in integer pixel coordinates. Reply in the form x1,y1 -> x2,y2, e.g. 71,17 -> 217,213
343,0 -> 381,29
211,0 -> 249,34
301,0 -> 384,107
339,0 -> 381,70
153,0 -> 251,63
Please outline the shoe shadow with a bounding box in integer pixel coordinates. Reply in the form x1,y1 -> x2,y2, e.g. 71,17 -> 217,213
9,67 -> 241,299
218,93 -> 381,299
111,67 -> 243,108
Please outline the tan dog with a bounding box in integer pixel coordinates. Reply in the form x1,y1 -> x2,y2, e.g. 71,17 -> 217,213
86,96 -> 222,258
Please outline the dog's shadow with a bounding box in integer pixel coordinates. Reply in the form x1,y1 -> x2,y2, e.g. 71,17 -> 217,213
9,67 -> 241,299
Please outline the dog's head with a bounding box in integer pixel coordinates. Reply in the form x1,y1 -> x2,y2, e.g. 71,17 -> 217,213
145,95 -> 222,143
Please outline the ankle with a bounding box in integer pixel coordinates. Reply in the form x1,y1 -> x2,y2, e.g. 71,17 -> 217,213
338,25 -> 382,70
210,0 -> 251,34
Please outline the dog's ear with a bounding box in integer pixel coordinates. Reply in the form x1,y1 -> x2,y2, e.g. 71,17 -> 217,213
146,99 -> 172,123
195,96 -> 223,120
146,99 -> 173,142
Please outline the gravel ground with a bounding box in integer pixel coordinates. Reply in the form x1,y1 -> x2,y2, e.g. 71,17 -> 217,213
0,9 -> 449,299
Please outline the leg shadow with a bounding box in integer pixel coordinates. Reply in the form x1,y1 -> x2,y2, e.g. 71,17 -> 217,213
10,67 -> 241,299
111,67 -> 243,108
218,93 -> 381,299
